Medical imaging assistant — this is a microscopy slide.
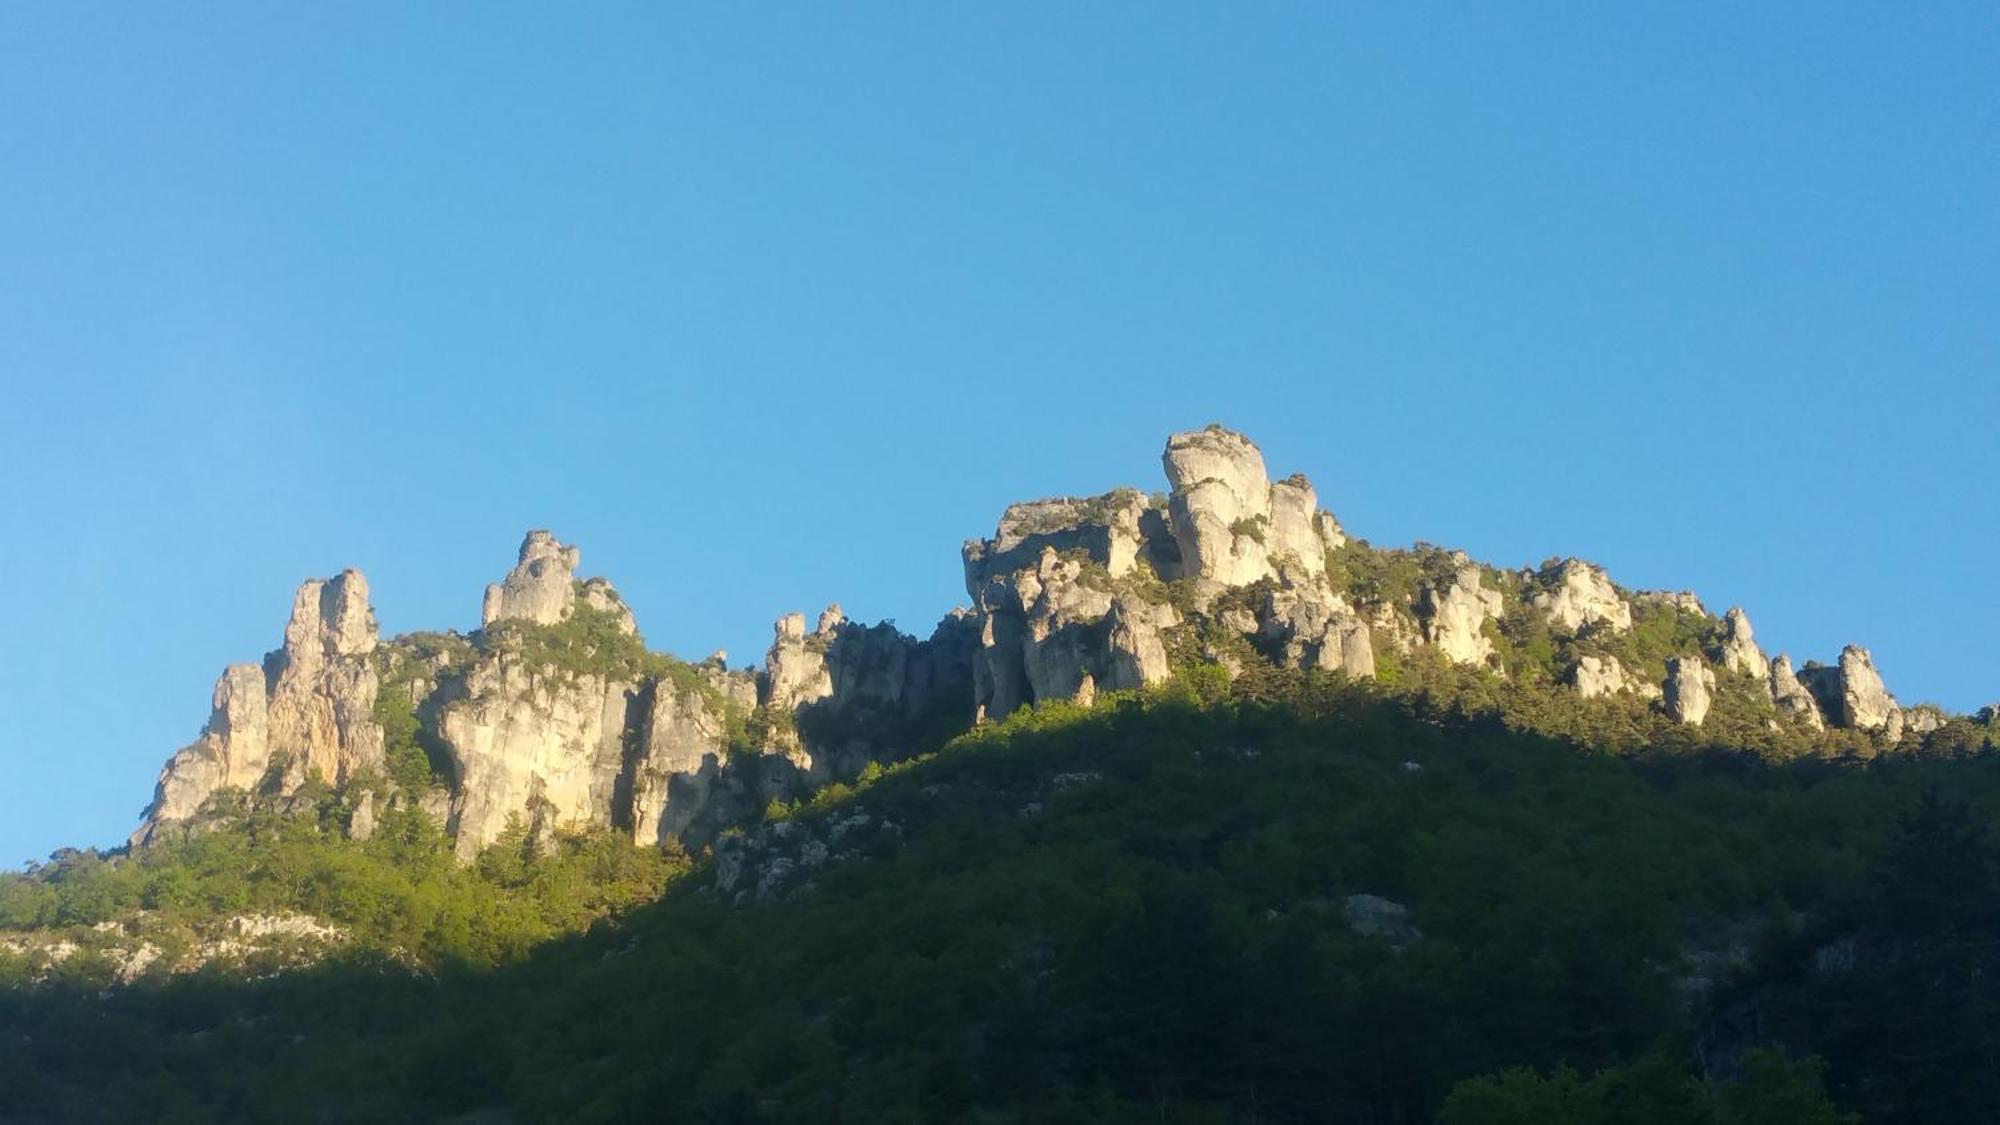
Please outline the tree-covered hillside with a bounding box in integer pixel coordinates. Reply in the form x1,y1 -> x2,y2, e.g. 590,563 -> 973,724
4,668 -> 1996,1123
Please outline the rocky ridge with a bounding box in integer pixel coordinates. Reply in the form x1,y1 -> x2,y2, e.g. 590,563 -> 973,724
136,426 -> 1942,859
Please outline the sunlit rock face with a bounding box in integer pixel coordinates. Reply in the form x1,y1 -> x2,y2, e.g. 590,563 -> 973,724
137,570 -> 384,845
1420,561 -> 1503,668
1801,645 -> 1903,738
266,570 -> 384,788
1718,607 -> 1767,679
962,427 -> 1364,721
1769,655 -> 1826,731
1571,653 -> 1635,699
1664,656 -> 1716,726
1163,426 -> 1277,589
1529,560 -> 1631,634
482,530 -> 636,635
438,656 -> 636,861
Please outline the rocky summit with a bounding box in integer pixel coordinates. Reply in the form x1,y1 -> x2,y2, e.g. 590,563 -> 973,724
135,425 -> 1930,859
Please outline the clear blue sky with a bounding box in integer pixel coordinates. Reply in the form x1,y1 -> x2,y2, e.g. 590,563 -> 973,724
2,5 -> 1994,866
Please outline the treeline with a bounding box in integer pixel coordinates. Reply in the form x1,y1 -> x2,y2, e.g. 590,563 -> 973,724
3,672 -> 1997,1121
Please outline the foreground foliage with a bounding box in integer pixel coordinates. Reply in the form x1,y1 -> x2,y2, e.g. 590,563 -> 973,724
3,670 -> 1997,1122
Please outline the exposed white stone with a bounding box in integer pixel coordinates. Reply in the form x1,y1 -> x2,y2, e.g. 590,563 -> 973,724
1664,656 -> 1716,726
1163,426 -> 1275,588
1419,562 -> 1503,667
1571,654 -> 1635,699
1530,560 -> 1632,634
1718,607 -> 1767,679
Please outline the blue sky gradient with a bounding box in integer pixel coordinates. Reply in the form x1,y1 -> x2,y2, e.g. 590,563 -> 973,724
2,5 -> 1995,865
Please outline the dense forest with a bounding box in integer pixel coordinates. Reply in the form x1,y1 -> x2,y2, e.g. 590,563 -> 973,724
4,659 -> 1997,1123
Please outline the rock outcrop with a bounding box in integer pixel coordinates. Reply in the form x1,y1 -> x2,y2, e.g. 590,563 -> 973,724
963,428 -> 1359,720
1665,656 -> 1716,726
1769,655 -> 1826,731
1419,561 -> 1503,667
438,656 -> 636,860
1718,608 -> 1767,679
482,530 -> 636,635
1162,427 -> 1277,588
1530,560 -> 1631,634
138,570 -> 384,844
1257,584 -> 1375,678
1801,646 -> 1903,738
129,427 -> 1965,868
1571,654 -> 1636,699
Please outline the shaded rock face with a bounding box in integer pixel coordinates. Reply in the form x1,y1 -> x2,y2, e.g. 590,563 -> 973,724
627,669 -> 763,850
961,491 -> 1177,587
1770,655 -> 1826,731
1665,656 -> 1716,726
1419,562 -> 1503,667
138,570 -> 384,845
481,530 -> 636,635
1530,560 -> 1631,634
1718,608 -> 1767,679
1801,646 -> 1903,737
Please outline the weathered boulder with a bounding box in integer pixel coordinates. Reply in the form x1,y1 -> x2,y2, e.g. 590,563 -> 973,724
1163,426 -> 1276,588
1665,656 -> 1716,726
1571,653 -> 1636,699
1769,655 -> 1826,731
1530,560 -> 1632,634
1718,607 -> 1767,679
1419,561 -> 1503,667
1801,646 -> 1902,737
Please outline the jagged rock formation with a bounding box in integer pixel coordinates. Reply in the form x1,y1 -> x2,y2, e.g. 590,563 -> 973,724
1801,646 -> 1903,738
437,657 -> 636,859
1665,656 -> 1716,726
131,426 -> 1955,861
1571,654 -> 1636,699
1530,560 -> 1631,634
963,427 -> 1360,721
1718,608 -> 1767,678
1257,584 -> 1375,678
1419,561 -> 1503,667
1162,427 -> 1279,588
482,530 -> 636,635
1770,656 -> 1826,731
138,570 -> 383,845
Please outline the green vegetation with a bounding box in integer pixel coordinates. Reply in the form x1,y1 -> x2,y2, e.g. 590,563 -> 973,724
2,670 -> 1996,1121
0,798 -> 680,975
1441,1049 -> 1854,1125
477,602 -> 665,683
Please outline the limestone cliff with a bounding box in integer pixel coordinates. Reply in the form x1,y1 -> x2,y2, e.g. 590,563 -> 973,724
137,570 -> 384,845
131,426 -> 1953,860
